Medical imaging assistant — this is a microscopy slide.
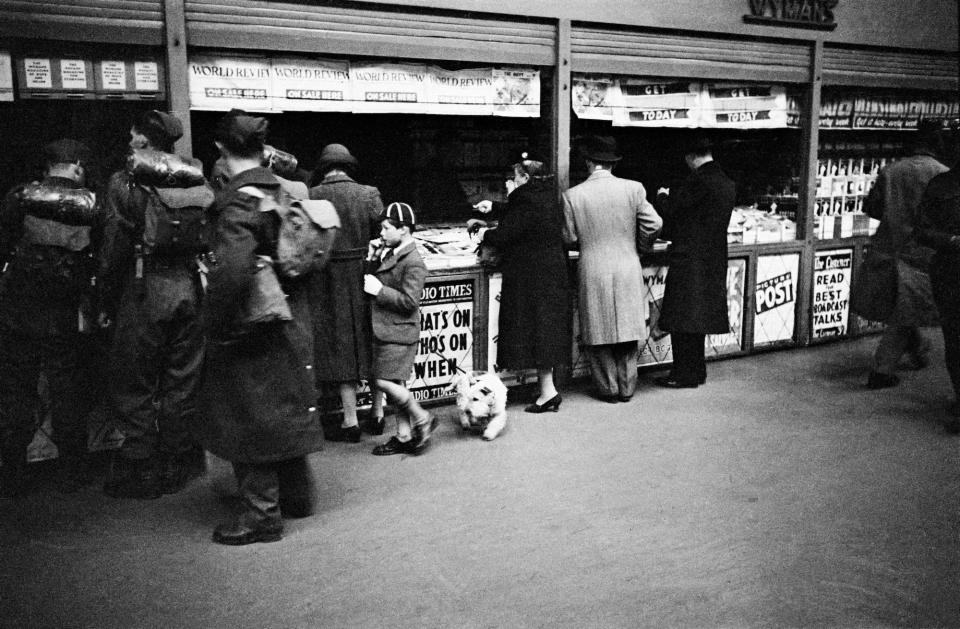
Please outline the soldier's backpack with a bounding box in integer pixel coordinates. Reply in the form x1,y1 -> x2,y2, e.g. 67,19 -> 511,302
237,185 -> 340,278
139,183 -> 216,258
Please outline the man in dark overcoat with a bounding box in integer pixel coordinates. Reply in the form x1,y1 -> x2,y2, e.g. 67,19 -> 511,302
655,136 -> 735,389
200,111 -> 322,545
308,144 -> 384,440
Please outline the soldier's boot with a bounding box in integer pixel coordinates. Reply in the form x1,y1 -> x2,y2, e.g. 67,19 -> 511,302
160,445 -> 206,495
103,452 -> 161,500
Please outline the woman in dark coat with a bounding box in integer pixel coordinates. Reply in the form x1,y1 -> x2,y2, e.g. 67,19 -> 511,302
199,110 -> 322,545
654,136 -> 735,388
474,152 -> 571,412
308,144 -> 385,440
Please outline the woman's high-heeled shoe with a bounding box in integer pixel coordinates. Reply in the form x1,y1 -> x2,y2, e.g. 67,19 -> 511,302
525,394 -> 561,413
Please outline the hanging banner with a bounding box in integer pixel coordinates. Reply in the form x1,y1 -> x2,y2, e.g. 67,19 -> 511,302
572,75 -> 616,121
350,62 -> 429,114
410,278 -> 475,402
189,55 -> 273,111
271,57 -> 350,112
851,94 -> 960,130
492,68 -> 540,117
427,66 -> 494,116
0,51 -> 14,101
812,249 -> 852,339
754,253 -> 800,345
701,83 -> 788,128
614,79 -> 703,128
707,258 -> 747,357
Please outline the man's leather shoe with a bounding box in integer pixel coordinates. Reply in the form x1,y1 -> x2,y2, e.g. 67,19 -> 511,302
212,521 -> 283,545
866,372 -> 899,389
654,375 -> 699,389
372,436 -> 413,456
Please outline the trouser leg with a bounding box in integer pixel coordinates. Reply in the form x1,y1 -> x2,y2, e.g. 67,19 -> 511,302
933,272 -> 960,400
873,325 -> 911,375
613,341 -> 639,398
157,315 -> 204,457
671,333 -> 706,383
0,330 -> 41,494
42,335 -> 85,461
586,345 -> 618,397
109,306 -> 162,461
276,456 -> 314,517
233,462 -> 282,528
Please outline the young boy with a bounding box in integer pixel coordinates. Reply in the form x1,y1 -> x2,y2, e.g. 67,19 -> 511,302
364,202 -> 436,455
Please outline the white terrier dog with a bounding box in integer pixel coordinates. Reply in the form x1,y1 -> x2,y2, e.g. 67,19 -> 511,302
451,371 -> 508,441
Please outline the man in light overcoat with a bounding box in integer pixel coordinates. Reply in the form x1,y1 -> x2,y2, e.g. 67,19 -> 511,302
562,136 -> 662,402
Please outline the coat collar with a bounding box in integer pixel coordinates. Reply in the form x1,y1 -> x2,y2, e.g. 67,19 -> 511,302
378,240 -> 415,273
320,172 -> 356,185
586,169 -> 615,182
224,166 -> 279,195
42,176 -> 83,189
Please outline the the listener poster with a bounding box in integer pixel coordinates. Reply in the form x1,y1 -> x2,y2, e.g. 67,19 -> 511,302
812,249 -> 853,339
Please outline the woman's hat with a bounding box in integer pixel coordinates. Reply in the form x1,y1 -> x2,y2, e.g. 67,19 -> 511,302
382,201 -> 416,228
317,143 -> 358,174
579,135 -> 621,162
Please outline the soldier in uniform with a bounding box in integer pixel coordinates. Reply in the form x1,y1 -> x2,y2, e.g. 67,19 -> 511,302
99,111 -> 214,499
0,139 -> 101,497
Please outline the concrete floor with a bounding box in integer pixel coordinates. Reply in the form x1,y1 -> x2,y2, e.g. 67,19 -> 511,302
1,333 -> 959,629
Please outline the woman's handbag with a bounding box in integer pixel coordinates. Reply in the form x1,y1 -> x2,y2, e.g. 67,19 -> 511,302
239,255 -> 292,326
850,249 -> 898,322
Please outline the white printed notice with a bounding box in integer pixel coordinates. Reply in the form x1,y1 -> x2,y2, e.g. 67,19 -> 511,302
701,84 -> 788,128
60,59 -> 88,90
0,52 -> 13,101
492,68 -> 540,117
812,249 -> 852,339
410,279 -> 475,402
427,66 -> 494,116
23,58 -> 52,89
189,55 -> 272,111
754,253 -> 800,345
271,57 -> 350,112
134,61 -> 159,92
707,258 -> 747,357
100,61 -> 127,91
572,75 -> 616,121
614,79 -> 702,128
350,62 -> 428,114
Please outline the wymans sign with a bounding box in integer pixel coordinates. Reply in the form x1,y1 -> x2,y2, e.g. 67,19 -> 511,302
744,0 -> 838,30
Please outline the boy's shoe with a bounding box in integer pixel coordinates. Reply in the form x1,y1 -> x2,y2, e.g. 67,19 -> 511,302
371,436 -> 413,456
212,520 -> 283,545
410,415 -> 438,455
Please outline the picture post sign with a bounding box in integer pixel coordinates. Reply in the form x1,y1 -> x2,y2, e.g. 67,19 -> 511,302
410,278 -> 475,401
754,253 -> 800,345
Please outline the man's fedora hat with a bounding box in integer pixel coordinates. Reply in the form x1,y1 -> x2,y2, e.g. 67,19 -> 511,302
579,135 -> 622,162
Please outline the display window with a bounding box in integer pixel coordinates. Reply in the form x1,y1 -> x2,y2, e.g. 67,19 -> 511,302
813,88 -> 959,241
570,75 -> 805,246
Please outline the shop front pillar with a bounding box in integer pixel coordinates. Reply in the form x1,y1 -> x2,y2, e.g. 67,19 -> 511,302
553,18 -> 571,197
163,0 -> 192,158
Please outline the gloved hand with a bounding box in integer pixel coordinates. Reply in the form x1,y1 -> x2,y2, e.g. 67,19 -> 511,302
467,219 -> 488,235
363,274 -> 383,296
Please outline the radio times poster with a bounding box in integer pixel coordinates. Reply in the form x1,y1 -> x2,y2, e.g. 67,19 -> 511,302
409,279 -> 475,401
812,249 -> 852,339
754,253 -> 800,345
